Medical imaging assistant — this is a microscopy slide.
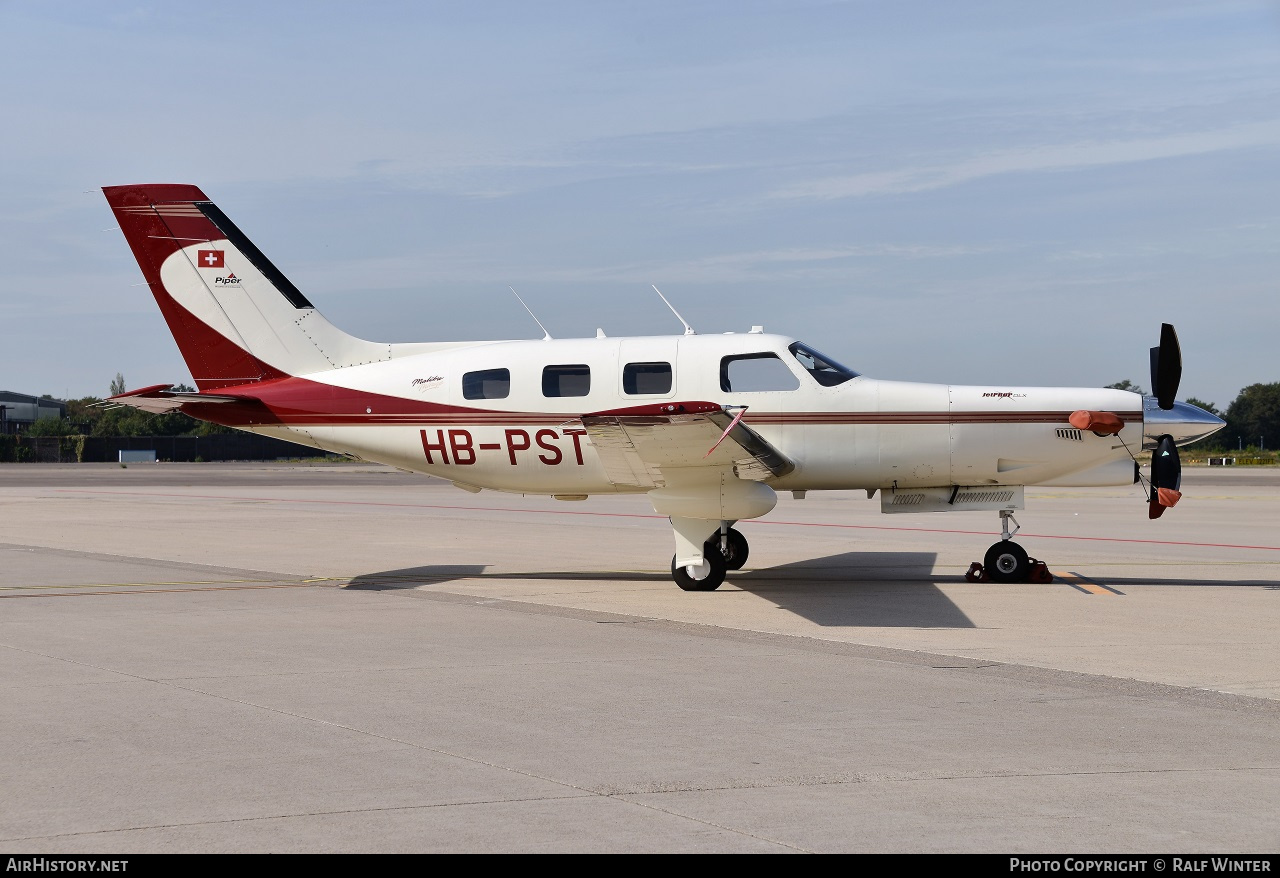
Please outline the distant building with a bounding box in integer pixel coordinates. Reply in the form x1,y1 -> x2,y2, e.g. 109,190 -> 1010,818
0,391 -> 67,434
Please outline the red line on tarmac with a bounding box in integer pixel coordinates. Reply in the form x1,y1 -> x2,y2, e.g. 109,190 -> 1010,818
754,519 -> 1280,552
56,489 -> 1280,553
57,489 -> 666,520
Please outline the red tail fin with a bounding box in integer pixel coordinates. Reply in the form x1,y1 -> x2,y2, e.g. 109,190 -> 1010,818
104,184 -> 289,391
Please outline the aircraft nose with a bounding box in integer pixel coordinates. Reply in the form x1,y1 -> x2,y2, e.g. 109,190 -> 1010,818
1142,398 -> 1227,449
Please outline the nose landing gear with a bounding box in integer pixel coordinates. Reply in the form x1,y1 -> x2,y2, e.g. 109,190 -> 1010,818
965,510 -> 1053,583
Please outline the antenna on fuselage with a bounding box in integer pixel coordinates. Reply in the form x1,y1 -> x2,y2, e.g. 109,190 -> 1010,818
509,286 -> 553,340
652,285 -> 696,335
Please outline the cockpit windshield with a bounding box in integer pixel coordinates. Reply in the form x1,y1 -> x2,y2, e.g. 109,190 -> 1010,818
789,342 -> 859,387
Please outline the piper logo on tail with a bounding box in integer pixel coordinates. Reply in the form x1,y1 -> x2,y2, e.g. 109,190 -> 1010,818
213,273 -> 240,285
198,249 -> 225,268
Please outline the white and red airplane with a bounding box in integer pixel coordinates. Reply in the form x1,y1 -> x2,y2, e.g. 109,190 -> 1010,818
102,184 -> 1225,590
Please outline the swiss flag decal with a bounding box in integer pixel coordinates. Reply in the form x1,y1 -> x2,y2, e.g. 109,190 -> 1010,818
197,249 -> 225,268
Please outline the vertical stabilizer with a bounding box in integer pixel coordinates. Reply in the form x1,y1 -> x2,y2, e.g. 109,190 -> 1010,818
104,184 -> 392,390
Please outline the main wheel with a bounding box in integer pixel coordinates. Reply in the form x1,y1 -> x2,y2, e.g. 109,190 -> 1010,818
671,549 -> 727,591
711,528 -> 749,570
984,541 -> 1030,583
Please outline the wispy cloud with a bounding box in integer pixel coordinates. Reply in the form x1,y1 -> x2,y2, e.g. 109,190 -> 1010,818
293,241 -> 1000,295
769,119 -> 1280,201
588,243 -> 1000,284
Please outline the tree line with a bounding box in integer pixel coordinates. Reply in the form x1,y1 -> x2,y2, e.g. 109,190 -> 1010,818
27,375 -> 229,439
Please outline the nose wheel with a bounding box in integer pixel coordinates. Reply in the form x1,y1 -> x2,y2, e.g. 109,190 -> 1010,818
983,540 -> 1030,582
965,510 -> 1053,584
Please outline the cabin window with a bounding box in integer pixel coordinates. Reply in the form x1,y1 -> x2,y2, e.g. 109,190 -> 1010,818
543,364 -> 591,398
789,342 -> 859,387
462,368 -> 510,400
623,361 -> 672,395
720,354 -> 800,392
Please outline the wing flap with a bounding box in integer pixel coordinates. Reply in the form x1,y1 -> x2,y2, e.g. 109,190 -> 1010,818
580,406 -> 793,489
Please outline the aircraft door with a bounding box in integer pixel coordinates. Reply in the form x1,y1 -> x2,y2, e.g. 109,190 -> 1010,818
716,348 -> 802,467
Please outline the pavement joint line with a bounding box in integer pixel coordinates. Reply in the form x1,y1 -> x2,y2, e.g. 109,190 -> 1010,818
9,571 -> 1272,598
0,578 -> 301,591
352,586 -> 1280,711
0,642 -> 602,790
51,489 -> 1280,552
0,794 -> 599,845
148,655 -> 777,681
0,541 -> 304,582
0,583 -> 321,599
0,641 -> 807,851
12,760 -> 1276,845
608,763 -> 1280,796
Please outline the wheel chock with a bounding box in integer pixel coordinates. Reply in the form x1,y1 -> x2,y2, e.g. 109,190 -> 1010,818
1027,559 -> 1053,584
966,559 -> 1051,583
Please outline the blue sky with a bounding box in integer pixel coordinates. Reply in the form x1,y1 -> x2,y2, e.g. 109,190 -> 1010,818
2,1 -> 1278,409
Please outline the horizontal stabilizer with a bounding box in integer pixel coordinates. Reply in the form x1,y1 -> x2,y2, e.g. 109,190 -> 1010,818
102,384 -> 256,414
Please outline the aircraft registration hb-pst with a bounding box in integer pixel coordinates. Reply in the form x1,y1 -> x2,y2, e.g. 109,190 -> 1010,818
102,184 -> 1226,590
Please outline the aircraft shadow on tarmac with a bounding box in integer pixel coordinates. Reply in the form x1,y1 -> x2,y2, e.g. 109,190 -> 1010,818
345,565 -> 490,590
344,550 -> 978,629
728,551 -> 975,628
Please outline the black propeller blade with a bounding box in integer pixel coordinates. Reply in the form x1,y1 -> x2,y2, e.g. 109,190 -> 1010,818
1148,434 -> 1182,520
1149,323 -> 1182,410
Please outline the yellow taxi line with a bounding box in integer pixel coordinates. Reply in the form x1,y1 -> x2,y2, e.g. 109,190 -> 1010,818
1052,571 -> 1122,595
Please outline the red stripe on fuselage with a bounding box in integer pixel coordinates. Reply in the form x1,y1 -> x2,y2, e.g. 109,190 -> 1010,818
179,375 -> 1140,431
747,411 -> 1144,425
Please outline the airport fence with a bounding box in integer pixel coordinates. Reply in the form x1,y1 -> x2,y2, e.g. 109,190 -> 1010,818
0,433 -> 324,463
1185,456 -> 1278,466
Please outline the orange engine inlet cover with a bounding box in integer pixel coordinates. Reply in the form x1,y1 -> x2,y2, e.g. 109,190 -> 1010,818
1068,410 -> 1125,435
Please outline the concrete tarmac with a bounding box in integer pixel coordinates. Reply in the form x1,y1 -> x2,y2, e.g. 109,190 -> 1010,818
1,462 -> 1277,853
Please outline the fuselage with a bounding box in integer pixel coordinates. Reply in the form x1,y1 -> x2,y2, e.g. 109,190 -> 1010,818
187,332 -> 1153,496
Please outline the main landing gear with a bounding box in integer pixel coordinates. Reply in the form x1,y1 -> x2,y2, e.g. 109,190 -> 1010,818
671,524 -> 748,591
966,510 -> 1052,584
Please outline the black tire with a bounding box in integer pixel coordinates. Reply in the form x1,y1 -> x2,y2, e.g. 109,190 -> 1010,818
710,528 -> 749,570
984,541 -> 1030,583
671,549 -> 727,591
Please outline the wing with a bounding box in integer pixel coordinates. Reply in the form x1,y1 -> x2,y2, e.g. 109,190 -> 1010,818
99,384 -> 255,414
580,404 -> 794,489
